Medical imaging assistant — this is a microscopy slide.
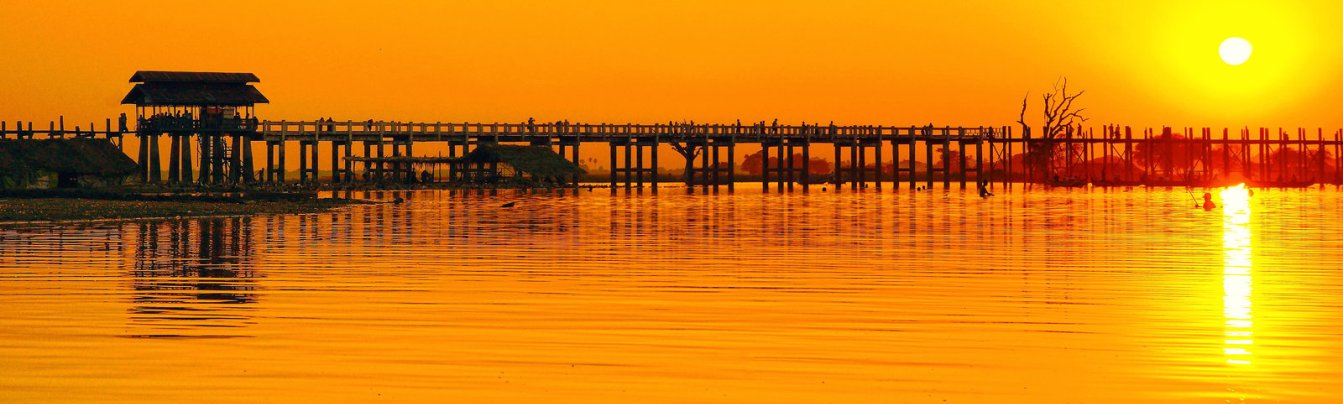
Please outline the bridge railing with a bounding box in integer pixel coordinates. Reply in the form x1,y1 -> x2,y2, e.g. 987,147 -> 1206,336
254,120 -> 1014,141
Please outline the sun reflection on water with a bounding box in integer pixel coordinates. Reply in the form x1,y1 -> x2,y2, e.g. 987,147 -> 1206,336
1221,184 -> 1253,366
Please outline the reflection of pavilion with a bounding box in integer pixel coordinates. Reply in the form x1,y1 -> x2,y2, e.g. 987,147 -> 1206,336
1222,192 -> 1253,365
130,217 -> 257,337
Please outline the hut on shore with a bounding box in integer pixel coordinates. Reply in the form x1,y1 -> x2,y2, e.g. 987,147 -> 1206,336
449,144 -> 584,185
0,139 -> 138,189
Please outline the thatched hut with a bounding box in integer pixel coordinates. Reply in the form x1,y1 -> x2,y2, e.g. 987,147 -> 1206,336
0,139 -> 138,189
450,144 -> 584,185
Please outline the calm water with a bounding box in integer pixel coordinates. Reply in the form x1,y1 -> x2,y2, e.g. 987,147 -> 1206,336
2,186 -> 1342,403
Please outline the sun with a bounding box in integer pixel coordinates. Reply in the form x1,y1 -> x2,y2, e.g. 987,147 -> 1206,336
1219,37 -> 1252,66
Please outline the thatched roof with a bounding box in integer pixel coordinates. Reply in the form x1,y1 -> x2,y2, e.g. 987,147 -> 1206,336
122,71 -> 268,106
0,139 -> 137,176
465,144 -> 584,178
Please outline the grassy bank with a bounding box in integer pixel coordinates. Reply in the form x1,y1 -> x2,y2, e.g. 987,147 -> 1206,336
0,197 -> 364,223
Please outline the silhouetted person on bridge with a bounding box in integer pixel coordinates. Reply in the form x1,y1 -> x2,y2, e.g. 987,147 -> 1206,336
118,113 -> 128,133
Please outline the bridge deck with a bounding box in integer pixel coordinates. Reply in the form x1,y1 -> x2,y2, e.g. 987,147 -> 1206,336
250,121 -> 1006,144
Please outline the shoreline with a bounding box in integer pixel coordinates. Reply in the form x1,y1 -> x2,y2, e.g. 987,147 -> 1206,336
0,197 -> 372,225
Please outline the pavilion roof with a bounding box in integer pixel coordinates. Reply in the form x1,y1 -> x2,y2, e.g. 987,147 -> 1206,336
129,71 -> 259,84
121,71 -> 268,106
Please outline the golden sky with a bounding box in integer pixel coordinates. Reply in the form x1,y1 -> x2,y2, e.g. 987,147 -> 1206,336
2,1 -> 1341,130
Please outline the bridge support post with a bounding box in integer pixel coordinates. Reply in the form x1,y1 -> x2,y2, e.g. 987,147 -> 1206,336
726,141 -> 734,192
848,138 -> 859,190
775,137 -> 785,192
892,137 -> 901,190
230,135 -> 243,184
572,138 -> 581,187
800,140 -> 810,192
557,136 -> 580,186
1124,127 -> 1133,183
925,137 -> 934,189
148,134 -> 162,184
199,135 -> 212,184
975,139 -> 984,187
168,135 -> 181,184
277,138 -> 287,184
763,140 -> 772,192
242,138 -> 254,185
636,140 -> 645,189
298,140 -> 308,184
908,128 -> 918,190
180,135 -> 193,185
362,142 -> 373,182
784,140 -> 794,192
330,140 -> 341,184
849,140 -> 859,191
958,135 -> 968,189
699,139 -> 710,192
212,136 -> 226,185
873,135 -> 883,191
624,141 -> 633,191
311,139 -> 321,184
344,141 -> 354,184
405,136 -> 415,184
649,136 -> 659,192
710,140 -> 719,193
608,140 -> 618,190
265,141 -> 275,184
376,141 -> 386,183
137,134 -> 150,183
942,129 -> 951,189
390,140 -> 403,184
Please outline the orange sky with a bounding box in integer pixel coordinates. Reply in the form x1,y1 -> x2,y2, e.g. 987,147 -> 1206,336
2,1 -> 1342,130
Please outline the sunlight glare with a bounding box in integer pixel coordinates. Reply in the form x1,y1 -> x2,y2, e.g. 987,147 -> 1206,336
1221,182 -> 1253,366
1219,37 -> 1253,66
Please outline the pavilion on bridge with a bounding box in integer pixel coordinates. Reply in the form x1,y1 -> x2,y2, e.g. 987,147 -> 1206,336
121,71 -> 269,185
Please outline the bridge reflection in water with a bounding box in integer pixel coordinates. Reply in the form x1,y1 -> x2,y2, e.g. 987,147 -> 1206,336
129,217 -> 257,339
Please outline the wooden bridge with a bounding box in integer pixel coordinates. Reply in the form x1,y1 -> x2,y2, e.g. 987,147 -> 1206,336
3,118 -> 1343,191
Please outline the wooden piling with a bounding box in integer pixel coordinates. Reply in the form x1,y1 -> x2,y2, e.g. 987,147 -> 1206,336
168,135 -> 181,184
148,134 -> 161,184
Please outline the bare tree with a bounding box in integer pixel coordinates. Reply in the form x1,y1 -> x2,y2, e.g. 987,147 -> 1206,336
669,121 -> 702,184
1019,77 -> 1086,181
1017,92 -> 1031,139
1041,77 -> 1087,140
670,141 -> 701,183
